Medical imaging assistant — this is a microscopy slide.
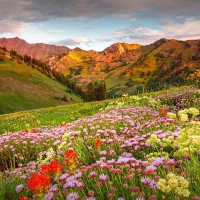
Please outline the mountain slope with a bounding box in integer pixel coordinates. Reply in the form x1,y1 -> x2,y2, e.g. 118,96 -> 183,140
0,37 -> 70,61
0,52 -> 81,114
47,38 -> 200,97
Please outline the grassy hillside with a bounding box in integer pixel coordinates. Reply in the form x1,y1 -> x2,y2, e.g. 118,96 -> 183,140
0,53 -> 82,114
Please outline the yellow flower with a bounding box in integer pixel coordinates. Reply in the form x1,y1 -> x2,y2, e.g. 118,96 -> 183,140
179,113 -> 188,122
167,112 -> 177,119
168,178 -> 179,189
188,107 -> 199,117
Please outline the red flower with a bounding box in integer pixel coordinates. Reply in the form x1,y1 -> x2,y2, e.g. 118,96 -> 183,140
159,105 -> 169,117
27,172 -> 50,194
95,139 -> 101,151
65,149 -> 77,174
31,128 -> 37,133
19,197 -> 31,200
41,160 -> 64,175
24,129 -> 29,134
65,149 -> 77,164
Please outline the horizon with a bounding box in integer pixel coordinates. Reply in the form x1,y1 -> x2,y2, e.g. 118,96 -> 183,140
1,36 -> 200,52
0,0 -> 200,51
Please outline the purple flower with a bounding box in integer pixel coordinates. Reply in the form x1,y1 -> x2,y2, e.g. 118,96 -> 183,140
135,197 -> 145,200
44,192 -> 54,200
149,179 -> 157,190
66,192 -> 79,200
50,184 -> 58,193
99,174 -> 108,182
89,171 -> 98,178
151,157 -> 166,166
141,177 -> 151,186
15,184 -> 24,193
143,165 -> 156,174
141,177 -> 157,190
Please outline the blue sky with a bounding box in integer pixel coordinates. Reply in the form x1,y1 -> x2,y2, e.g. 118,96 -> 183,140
0,0 -> 200,51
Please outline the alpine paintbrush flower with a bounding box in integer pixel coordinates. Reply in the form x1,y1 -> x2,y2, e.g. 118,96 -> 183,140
27,172 -> 51,195
65,149 -> 77,174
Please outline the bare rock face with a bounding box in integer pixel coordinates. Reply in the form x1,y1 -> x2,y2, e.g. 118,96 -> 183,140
0,37 -> 70,61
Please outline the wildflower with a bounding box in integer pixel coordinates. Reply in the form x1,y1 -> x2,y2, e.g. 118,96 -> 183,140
123,183 -> 128,188
15,184 -> 24,193
44,192 -> 54,200
183,153 -> 190,159
88,190 -> 95,196
143,165 -> 156,175
65,149 -> 77,174
95,139 -> 101,152
129,186 -> 140,192
167,112 -> 177,120
66,192 -> 79,200
95,181 -> 102,187
27,172 -> 50,194
188,107 -> 199,117
110,187 -> 116,193
42,160 -> 64,175
19,197 -> 31,200
135,197 -> 145,200
107,193 -> 114,199
89,171 -> 98,178
192,196 -> 200,200
179,113 -> 188,122
150,195 -> 157,200
157,172 -> 190,197
99,174 -> 108,182
159,105 -> 169,117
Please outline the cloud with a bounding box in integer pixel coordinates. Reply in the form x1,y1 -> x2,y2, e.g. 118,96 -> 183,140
0,20 -> 34,34
1,0 -> 200,22
162,17 -> 200,39
54,35 -> 91,47
98,17 -> 200,45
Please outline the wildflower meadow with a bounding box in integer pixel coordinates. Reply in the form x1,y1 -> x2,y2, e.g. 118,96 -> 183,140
0,87 -> 200,200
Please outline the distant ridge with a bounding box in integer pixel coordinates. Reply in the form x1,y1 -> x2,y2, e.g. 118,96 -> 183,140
0,37 -> 70,61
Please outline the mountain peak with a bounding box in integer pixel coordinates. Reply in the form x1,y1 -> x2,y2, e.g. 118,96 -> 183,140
103,42 -> 141,55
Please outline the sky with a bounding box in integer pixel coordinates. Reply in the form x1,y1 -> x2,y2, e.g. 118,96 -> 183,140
0,0 -> 200,51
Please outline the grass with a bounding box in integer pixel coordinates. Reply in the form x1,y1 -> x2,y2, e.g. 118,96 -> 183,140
0,55 -> 81,114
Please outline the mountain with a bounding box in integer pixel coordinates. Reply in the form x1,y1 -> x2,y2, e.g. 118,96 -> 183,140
0,37 -> 200,99
47,38 -> 200,97
0,50 -> 81,114
0,37 -> 70,61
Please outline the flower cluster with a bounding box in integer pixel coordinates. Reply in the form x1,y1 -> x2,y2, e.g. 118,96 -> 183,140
157,172 -> 190,197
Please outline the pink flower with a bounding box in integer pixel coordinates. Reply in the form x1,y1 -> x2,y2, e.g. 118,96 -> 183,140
143,165 -> 156,175
150,195 -> 157,200
15,184 -> 24,193
183,153 -> 191,159
99,174 -> 108,182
